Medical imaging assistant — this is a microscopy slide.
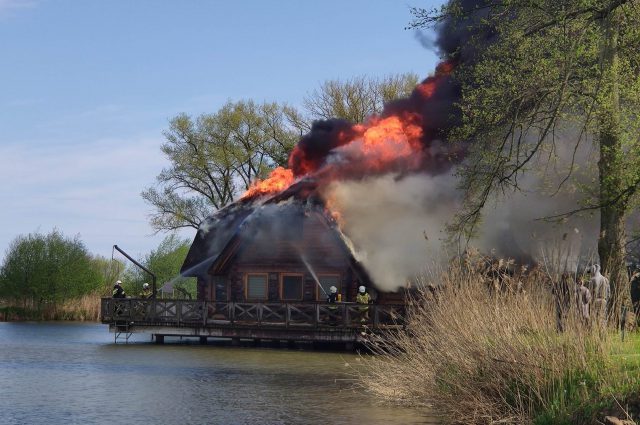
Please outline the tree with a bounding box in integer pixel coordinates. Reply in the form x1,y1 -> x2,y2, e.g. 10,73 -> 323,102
122,234 -> 195,297
143,73 -> 421,232
0,230 -> 101,309
142,100 -> 303,231
411,0 -> 640,319
90,255 -> 125,297
303,73 -> 419,122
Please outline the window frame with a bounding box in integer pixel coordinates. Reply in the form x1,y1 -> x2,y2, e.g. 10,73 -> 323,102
245,273 -> 269,301
279,273 -> 304,301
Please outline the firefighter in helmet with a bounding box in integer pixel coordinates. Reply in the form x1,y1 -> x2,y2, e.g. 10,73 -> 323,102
139,282 -> 153,299
112,280 -> 126,298
327,286 -> 338,303
356,285 -> 371,323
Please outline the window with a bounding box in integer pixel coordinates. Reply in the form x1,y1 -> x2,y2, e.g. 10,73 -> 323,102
281,274 -> 303,301
246,274 -> 268,300
317,275 -> 340,301
213,275 -> 227,301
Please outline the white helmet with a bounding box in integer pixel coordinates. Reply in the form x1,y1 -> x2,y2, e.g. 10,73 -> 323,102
329,286 -> 337,294
143,283 -> 149,289
359,285 -> 365,293
115,280 -> 122,285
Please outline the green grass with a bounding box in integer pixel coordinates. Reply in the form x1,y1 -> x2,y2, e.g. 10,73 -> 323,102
533,332 -> 640,425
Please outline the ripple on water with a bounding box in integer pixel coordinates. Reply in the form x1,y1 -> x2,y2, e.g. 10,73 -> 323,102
0,322 -> 435,425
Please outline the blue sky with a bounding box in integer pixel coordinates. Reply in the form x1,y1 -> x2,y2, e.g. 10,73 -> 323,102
0,0 -> 441,261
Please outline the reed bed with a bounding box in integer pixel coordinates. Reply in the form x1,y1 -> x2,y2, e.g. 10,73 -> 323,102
359,261 -> 636,424
0,291 -> 104,321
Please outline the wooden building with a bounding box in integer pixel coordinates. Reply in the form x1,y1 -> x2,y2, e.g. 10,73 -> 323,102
181,193 -> 401,306
100,186 -> 406,347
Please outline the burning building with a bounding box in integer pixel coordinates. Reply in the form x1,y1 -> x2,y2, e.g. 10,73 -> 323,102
180,61 -> 463,303
180,182 -> 393,304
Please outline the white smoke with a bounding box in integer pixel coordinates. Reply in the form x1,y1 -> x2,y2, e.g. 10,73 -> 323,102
322,172 -> 461,291
322,134 -> 601,291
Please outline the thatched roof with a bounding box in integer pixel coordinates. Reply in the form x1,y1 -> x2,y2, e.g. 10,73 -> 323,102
180,180 -> 367,281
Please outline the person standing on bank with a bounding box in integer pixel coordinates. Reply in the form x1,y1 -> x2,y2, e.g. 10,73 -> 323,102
576,276 -> 591,324
589,264 -> 610,326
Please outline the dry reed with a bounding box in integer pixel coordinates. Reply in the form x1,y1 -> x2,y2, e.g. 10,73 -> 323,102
359,260 -> 617,424
53,292 -> 102,321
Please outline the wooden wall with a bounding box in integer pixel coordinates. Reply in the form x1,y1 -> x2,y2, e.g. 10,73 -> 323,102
198,209 -> 402,304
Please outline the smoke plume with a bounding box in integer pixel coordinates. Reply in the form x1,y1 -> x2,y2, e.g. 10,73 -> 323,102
236,0 -> 602,290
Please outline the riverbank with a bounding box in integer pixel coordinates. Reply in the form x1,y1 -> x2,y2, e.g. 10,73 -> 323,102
359,265 -> 640,425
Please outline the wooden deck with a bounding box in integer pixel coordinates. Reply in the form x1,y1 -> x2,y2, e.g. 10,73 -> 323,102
100,298 -> 405,346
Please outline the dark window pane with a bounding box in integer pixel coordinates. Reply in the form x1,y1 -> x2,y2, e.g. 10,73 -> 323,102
247,275 -> 267,300
282,275 -> 303,300
213,275 -> 226,301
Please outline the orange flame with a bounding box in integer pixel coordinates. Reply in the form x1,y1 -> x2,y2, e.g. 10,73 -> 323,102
241,167 -> 294,200
240,60 -> 456,200
323,193 -> 345,229
360,114 -> 423,163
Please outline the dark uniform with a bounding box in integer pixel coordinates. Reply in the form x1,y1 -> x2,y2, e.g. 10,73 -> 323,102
112,283 -> 126,298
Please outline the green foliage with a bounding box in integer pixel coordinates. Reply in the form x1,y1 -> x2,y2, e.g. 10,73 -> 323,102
142,100 -> 304,231
411,0 -> 640,236
122,234 -> 195,298
89,255 -> 125,297
0,230 -> 101,308
411,0 -> 640,315
143,73 -> 420,232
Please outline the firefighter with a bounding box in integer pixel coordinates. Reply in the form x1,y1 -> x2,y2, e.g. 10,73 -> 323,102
112,280 -> 126,298
139,282 -> 153,299
327,286 -> 338,303
356,285 -> 371,323
111,280 -> 126,317
326,286 -> 339,325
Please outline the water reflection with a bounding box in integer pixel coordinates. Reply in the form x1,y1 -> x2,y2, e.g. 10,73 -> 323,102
0,322 -> 435,425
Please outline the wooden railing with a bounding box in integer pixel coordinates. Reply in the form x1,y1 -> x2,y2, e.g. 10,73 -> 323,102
101,298 -> 405,329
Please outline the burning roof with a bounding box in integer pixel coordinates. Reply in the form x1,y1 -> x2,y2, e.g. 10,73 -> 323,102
181,60 -> 467,284
180,181 -> 368,281
240,61 -> 463,205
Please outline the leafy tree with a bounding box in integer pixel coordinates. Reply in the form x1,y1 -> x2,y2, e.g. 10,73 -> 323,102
143,74 -> 421,233
123,234 -> 195,298
142,100 -> 303,231
0,230 -> 101,309
303,73 -> 420,123
90,255 -> 125,297
411,0 -> 640,318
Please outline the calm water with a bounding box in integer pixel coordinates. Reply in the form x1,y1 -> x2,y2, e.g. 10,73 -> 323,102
0,322 -> 434,425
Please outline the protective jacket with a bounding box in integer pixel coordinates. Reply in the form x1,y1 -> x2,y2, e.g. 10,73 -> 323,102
112,286 -> 125,298
356,292 -> 371,304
